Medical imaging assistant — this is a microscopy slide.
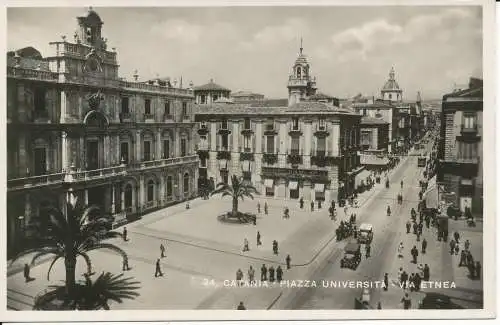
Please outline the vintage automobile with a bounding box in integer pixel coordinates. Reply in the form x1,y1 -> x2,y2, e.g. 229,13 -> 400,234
340,242 -> 362,269
357,223 -> 374,244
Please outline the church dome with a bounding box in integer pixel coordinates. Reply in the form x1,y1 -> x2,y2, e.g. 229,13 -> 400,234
78,7 -> 103,25
381,67 -> 402,92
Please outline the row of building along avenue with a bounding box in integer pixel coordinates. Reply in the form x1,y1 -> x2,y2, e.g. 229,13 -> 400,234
6,8 -> 480,257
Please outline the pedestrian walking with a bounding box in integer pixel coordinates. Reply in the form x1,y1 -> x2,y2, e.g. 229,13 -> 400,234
401,180 -> 404,189
406,221 -> 411,234
122,256 -> 130,271
286,254 -> 291,270
475,261 -> 481,280
257,202 -> 261,213
413,222 -> 418,235
409,273 -> 415,292
248,266 -> 255,283
318,200 -> 322,209
421,238 -> 427,254
264,202 -> 268,215
257,231 -> 262,246
23,263 -> 31,282
454,231 -> 460,243
411,245 -> 419,264
261,264 -> 267,281
449,239 -> 456,255
243,238 -> 249,252
276,266 -> 283,282
459,249 -> 467,266
397,267 -> 403,282
414,273 -> 422,291
416,232 -> 421,242
454,244 -> 460,255
269,266 -> 275,282
397,242 -> 404,258
311,201 -> 315,212
122,227 -> 128,241
154,258 -> 163,277
377,302 -> 382,309
365,244 -> 371,258
383,273 -> 389,291
465,239 -> 470,251
401,271 -> 408,289
237,301 -> 246,310
464,239 -> 470,251
387,205 -> 391,216
401,293 -> 411,309
423,264 -> 430,281
160,243 -> 166,258
236,268 -> 244,286
299,197 -> 304,209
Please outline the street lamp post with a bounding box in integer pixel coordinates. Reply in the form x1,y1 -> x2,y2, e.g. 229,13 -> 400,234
17,215 -> 25,252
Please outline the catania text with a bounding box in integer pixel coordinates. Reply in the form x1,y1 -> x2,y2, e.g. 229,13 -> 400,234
222,280 -> 457,289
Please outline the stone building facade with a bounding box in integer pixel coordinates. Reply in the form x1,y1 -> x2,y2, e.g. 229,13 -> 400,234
193,79 -> 231,105
437,78 -> 483,216
6,8 -> 198,256
194,46 -> 362,204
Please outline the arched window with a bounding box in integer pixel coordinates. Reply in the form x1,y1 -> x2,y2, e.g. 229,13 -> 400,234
388,94 -> 392,100
183,173 -> 189,196
296,67 -> 301,78
147,180 -> 155,202
125,184 -> 133,209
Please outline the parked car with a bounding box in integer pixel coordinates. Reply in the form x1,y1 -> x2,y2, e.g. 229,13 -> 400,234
357,223 -> 373,244
340,243 -> 361,269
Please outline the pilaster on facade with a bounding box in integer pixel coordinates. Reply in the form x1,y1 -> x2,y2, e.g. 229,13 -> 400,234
278,120 -> 287,168
331,123 -> 340,157
303,120 -> 312,168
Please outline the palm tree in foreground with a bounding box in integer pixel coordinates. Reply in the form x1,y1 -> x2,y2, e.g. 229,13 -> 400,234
211,175 -> 259,222
34,272 -> 140,310
11,198 -> 130,308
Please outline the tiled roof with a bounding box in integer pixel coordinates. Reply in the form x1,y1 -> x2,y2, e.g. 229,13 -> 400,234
231,91 -> 264,97
352,101 -> 394,109
193,79 -> 230,92
308,92 -> 335,100
194,101 -> 358,116
443,78 -> 483,100
361,116 -> 389,125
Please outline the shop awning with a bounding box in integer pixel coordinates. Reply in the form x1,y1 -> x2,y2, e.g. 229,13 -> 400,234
460,179 -> 473,185
264,179 -> 274,188
289,181 -> 298,190
242,160 -> 251,172
314,183 -> 325,192
423,176 -> 438,209
355,169 -> 371,187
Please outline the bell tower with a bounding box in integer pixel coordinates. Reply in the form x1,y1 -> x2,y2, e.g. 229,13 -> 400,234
287,39 -> 317,106
77,7 -> 104,48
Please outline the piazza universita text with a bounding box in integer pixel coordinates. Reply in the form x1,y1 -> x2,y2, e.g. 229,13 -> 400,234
216,280 -> 457,289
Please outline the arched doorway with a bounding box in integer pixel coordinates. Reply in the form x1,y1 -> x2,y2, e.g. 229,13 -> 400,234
124,184 -> 133,210
147,179 -> 155,202
183,173 -> 190,197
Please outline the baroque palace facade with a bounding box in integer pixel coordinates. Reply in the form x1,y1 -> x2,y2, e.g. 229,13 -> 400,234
6,8 -> 198,256
195,46 -> 362,204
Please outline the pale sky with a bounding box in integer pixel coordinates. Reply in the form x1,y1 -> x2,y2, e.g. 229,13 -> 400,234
7,6 -> 482,100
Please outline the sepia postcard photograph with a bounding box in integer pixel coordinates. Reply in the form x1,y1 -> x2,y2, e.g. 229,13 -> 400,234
0,0 -> 496,322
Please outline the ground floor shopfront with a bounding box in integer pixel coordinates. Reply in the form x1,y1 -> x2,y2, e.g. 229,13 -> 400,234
6,163 -> 198,258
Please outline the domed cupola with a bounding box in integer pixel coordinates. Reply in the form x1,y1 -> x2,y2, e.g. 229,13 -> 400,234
381,67 -> 403,102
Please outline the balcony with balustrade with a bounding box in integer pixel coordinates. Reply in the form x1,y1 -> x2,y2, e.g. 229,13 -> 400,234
216,146 -> 231,160
310,150 -> 339,167
288,123 -> 303,136
287,149 -> 303,166
128,155 -> 199,172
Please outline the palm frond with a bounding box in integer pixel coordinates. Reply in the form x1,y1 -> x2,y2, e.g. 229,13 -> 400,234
83,243 -> 127,259
46,255 -> 63,281
30,248 -> 61,267
77,252 -> 93,276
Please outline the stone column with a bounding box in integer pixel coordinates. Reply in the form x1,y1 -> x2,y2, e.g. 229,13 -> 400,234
156,129 -> 162,160
231,120 -> 240,176
210,122 -> 217,151
18,134 -> 28,176
278,120 -> 287,167
17,83 -> 27,123
135,130 -> 142,162
84,189 -> 89,206
139,175 -> 145,210
111,183 -> 116,214
175,128 -> 181,157
331,123 -> 340,156
159,174 -> 165,206
304,121 -> 312,167
178,171 -> 183,200
24,193 -> 32,226
60,90 -> 68,123
121,186 -> 126,211
103,135 -> 110,167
